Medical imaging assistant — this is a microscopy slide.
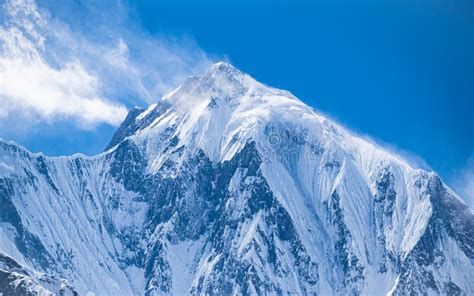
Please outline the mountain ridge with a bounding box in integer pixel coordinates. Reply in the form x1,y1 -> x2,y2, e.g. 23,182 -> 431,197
0,62 -> 473,295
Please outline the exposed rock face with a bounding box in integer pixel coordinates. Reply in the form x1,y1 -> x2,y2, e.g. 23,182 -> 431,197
0,63 -> 472,295
0,253 -> 77,295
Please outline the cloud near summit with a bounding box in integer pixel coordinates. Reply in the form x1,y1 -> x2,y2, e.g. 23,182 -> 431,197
0,0 -> 213,128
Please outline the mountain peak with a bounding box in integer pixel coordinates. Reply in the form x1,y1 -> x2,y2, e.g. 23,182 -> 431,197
202,61 -> 249,91
208,61 -> 242,76
2,60 -> 474,296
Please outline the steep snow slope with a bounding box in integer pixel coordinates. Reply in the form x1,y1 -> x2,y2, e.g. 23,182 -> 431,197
0,62 -> 473,295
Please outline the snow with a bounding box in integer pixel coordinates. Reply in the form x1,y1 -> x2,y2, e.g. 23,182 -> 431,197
0,62 -> 472,295
167,238 -> 205,295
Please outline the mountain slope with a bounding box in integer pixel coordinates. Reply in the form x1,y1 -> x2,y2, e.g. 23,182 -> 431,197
0,62 -> 473,295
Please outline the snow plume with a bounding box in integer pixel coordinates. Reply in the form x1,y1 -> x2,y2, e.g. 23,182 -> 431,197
0,0 -> 213,128
451,154 -> 474,208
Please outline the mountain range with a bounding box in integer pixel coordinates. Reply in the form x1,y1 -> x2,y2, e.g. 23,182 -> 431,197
0,62 -> 473,295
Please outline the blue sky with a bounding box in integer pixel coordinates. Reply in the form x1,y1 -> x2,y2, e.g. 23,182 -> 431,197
0,0 -> 472,202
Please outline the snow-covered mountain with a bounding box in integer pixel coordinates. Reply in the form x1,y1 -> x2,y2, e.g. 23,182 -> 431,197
0,62 -> 473,295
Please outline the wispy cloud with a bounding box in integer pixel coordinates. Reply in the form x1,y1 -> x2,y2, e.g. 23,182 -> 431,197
0,0 -> 127,127
0,0 -> 213,128
450,154 -> 474,208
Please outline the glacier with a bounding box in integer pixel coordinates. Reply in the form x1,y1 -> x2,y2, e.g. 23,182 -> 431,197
0,62 -> 473,295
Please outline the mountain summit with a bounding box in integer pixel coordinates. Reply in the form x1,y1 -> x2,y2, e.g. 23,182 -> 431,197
0,63 -> 473,295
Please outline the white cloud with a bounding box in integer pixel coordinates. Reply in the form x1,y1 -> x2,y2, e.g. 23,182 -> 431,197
0,0 -> 214,128
0,0 -> 127,127
105,39 -> 129,71
0,56 -> 127,126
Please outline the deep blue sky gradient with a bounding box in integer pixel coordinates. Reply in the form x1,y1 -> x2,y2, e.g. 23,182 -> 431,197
129,0 -> 473,180
4,0 -> 473,191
